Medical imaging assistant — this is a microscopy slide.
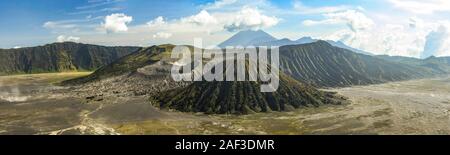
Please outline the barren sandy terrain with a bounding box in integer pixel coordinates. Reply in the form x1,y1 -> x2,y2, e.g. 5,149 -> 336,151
0,73 -> 449,135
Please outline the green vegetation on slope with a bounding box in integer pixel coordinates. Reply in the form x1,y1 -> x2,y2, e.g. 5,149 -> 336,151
0,42 -> 139,75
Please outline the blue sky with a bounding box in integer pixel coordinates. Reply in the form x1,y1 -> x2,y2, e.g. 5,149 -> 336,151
1,0 -> 450,58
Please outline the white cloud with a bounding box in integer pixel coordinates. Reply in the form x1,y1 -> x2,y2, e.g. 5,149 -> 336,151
147,16 -> 167,27
321,19 -> 450,58
144,7 -> 279,34
294,0 -> 351,14
306,10 -> 434,57
90,5 -> 279,47
422,25 -> 450,58
222,7 -> 279,32
13,46 -> 22,49
70,0 -> 125,15
408,17 -> 424,28
302,19 -> 339,26
303,10 -> 374,33
57,35 -> 81,42
201,0 -> 275,12
181,10 -> 218,26
388,0 -> 450,14
43,21 -> 78,29
324,23 -> 428,57
35,0 -> 280,48
32,0 -> 450,58
76,0 -> 125,10
153,32 -> 172,39
43,16 -> 104,35
203,0 -> 238,10
331,10 -> 374,32
69,7 -> 124,15
102,13 -> 133,33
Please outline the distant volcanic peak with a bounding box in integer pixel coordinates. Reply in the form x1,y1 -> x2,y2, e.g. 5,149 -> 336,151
280,38 -> 292,41
237,29 -> 274,37
218,30 -> 277,48
282,39 -> 332,48
314,40 -> 333,45
297,36 -> 313,40
296,36 -> 316,42
218,30 -> 371,55
425,55 -> 437,60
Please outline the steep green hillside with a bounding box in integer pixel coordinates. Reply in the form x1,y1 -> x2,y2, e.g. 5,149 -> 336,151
279,41 -> 440,87
0,42 -> 139,75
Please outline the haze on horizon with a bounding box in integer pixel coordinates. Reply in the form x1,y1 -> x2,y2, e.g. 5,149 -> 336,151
1,0 -> 450,58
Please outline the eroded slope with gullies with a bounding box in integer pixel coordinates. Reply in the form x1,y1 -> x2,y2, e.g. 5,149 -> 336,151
153,73 -> 348,115
279,41 -> 440,87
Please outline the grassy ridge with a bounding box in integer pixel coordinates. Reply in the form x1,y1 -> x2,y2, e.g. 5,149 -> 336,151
279,41 -> 443,87
0,42 -> 139,75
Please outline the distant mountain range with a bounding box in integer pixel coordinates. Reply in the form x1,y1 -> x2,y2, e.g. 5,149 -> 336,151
218,30 -> 372,55
218,30 -> 277,47
0,42 -> 139,75
217,31 -> 447,87
64,39 -> 449,89
377,55 -> 450,73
